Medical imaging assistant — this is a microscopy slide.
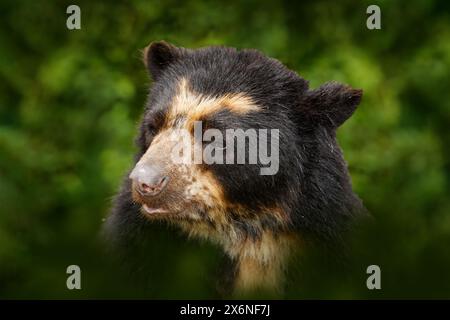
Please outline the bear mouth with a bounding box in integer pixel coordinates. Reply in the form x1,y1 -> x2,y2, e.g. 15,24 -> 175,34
132,187 -> 173,218
131,185 -> 198,220
141,204 -> 169,216
137,200 -> 177,219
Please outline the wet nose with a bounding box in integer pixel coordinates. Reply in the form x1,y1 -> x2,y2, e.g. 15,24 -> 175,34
129,164 -> 170,196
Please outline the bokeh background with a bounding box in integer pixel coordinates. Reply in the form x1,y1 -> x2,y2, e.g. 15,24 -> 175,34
0,0 -> 449,298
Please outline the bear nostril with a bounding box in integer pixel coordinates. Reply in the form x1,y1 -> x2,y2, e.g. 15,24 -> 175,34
130,164 -> 170,196
140,183 -> 153,194
159,176 -> 169,188
136,175 -> 170,196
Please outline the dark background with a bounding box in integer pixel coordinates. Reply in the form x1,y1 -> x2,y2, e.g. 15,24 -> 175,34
0,0 -> 449,298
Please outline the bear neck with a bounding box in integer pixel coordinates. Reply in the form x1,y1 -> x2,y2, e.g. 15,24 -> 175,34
294,127 -> 365,241
220,228 -> 297,296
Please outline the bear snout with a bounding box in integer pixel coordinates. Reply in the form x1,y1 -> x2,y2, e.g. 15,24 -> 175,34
129,163 -> 170,197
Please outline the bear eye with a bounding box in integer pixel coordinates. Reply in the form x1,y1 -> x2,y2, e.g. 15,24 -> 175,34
145,120 -> 157,142
147,122 -> 156,133
143,129 -> 154,148
146,110 -> 165,133
143,110 -> 166,147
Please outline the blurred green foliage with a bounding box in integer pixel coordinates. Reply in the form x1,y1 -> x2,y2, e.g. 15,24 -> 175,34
0,0 -> 449,298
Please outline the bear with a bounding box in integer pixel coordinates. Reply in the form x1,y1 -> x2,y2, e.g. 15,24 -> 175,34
103,41 -> 368,295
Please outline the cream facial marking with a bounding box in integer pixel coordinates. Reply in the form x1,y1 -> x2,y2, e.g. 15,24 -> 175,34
167,78 -> 261,130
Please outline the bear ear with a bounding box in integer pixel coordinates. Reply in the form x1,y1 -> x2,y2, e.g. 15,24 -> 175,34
143,41 -> 184,80
300,81 -> 363,129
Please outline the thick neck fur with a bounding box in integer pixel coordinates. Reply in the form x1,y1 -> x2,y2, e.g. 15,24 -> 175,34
294,126 -> 366,242
224,230 -> 296,295
176,210 -> 298,296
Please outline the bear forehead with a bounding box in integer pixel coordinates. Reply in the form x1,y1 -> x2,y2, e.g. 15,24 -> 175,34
143,76 -> 267,134
142,46 -> 310,137
150,46 -> 308,104
165,78 -> 261,129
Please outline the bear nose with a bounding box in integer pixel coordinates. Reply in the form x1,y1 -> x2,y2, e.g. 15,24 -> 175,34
129,164 -> 170,196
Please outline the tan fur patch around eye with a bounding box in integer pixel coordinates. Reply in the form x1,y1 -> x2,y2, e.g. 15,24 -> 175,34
168,78 -> 260,130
